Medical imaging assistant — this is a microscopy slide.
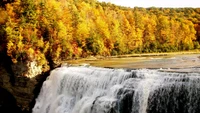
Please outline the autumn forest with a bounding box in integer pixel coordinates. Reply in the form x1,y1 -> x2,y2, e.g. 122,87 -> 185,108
1,0 -> 200,66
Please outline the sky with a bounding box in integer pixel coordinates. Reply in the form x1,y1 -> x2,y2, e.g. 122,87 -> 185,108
98,0 -> 200,8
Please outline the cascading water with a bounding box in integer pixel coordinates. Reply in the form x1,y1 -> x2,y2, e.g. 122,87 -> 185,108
32,66 -> 200,113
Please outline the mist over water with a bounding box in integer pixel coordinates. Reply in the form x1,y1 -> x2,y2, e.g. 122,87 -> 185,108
32,66 -> 200,113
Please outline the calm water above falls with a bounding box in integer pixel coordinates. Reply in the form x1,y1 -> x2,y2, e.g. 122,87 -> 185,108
32,66 -> 200,113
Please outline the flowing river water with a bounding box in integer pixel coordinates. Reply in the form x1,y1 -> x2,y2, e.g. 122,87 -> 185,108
32,65 -> 200,113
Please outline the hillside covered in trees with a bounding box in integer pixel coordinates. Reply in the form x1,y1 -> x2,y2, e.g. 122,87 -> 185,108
1,0 -> 200,66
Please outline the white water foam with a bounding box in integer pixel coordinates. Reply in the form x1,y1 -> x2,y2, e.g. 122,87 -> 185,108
32,66 -> 200,113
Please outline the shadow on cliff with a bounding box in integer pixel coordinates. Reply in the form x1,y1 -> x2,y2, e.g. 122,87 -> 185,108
0,51 -> 55,113
0,87 -> 22,113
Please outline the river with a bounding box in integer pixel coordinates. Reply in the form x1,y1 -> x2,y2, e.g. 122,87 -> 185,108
67,54 -> 200,71
32,53 -> 200,113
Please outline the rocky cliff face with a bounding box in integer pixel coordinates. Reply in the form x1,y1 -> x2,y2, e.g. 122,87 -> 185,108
0,60 -> 50,112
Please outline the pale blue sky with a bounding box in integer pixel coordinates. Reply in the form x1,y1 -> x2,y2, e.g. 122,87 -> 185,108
98,0 -> 200,8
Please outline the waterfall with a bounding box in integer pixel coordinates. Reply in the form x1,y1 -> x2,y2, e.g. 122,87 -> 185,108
32,66 -> 200,113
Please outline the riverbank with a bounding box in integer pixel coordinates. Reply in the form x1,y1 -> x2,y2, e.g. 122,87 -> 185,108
109,50 -> 200,58
65,51 -> 200,69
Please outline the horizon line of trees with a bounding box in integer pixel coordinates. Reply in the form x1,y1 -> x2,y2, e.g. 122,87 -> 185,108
0,0 -> 200,67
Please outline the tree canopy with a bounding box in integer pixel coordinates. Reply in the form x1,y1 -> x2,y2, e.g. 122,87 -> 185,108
1,0 -> 200,65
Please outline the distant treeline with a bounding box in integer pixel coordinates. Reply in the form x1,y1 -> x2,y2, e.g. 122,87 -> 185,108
0,0 -> 200,66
